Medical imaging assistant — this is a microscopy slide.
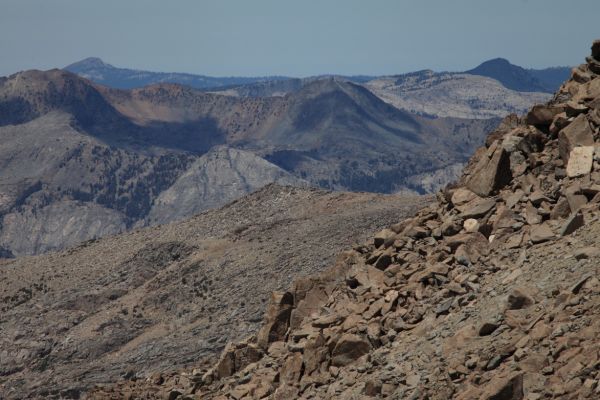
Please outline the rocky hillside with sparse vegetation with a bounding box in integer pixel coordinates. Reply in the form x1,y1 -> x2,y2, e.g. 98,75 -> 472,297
0,185 -> 424,399
89,40 -> 600,400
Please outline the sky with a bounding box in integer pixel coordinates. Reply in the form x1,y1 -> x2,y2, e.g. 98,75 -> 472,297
1,0 -> 599,77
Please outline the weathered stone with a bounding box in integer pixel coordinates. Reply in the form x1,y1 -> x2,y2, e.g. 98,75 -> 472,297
506,289 -> 534,310
528,190 -> 550,206
479,322 -> 499,336
527,104 -> 564,127
233,344 -> 263,372
214,343 -> 236,379
558,114 -> 595,164
302,334 -> 328,375
588,56 -> 600,74
331,334 -> 371,367
280,353 -> 303,384
373,253 -> 393,270
457,197 -> 496,219
312,313 -> 343,328
560,211 -> 584,236
451,188 -> 478,206
566,146 -> 594,177
573,247 -> 600,260
436,298 -> 454,315
363,379 -> 382,396
463,218 -> 480,233
482,372 -> 524,400
466,145 -> 512,197
530,223 -> 554,244
524,202 -> 542,225
373,228 -> 395,248
257,292 -> 294,349
565,191 -> 587,213
441,217 -> 462,236
565,101 -> 589,117
550,197 -> 571,219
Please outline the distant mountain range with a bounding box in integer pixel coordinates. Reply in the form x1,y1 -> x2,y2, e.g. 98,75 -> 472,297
64,57 -> 292,90
0,56 -> 570,256
65,56 -> 571,94
0,68 -> 497,255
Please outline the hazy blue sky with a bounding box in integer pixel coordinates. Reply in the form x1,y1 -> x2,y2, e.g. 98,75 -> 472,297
1,0 -> 599,77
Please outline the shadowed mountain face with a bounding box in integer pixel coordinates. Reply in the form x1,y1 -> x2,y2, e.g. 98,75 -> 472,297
466,58 -> 570,93
528,65 -> 572,92
0,69 -> 498,255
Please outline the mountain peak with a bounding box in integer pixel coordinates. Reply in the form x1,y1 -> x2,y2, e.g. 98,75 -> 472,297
477,57 -> 512,67
65,57 -> 115,71
466,57 -> 548,92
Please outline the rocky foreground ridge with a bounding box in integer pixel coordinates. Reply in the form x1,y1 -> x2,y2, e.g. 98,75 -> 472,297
90,42 -> 600,399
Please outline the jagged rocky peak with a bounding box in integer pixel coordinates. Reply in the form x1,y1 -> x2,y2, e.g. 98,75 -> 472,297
89,39 -> 600,400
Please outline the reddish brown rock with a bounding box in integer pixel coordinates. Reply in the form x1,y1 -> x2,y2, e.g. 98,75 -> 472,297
482,372 -> 524,400
530,223 -> 555,244
257,291 -> 294,349
560,211 -> 584,236
466,143 -> 512,197
331,334 -> 371,367
558,114 -> 595,164
527,104 -> 564,127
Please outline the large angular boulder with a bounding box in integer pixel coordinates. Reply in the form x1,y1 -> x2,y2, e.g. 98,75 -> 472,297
566,146 -> 594,177
530,223 -> 555,244
257,291 -> 294,349
331,334 -> 371,367
526,104 -> 564,127
466,143 -> 512,197
482,372 -> 524,400
558,114 -> 595,163
592,39 -> 600,61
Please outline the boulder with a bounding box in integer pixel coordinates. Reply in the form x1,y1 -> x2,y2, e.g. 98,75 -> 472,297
506,289 -> 534,310
526,104 -> 564,127
466,144 -> 512,197
565,190 -> 588,212
481,372 -> 524,400
588,56 -> 600,74
451,187 -> 478,207
558,114 -> 595,164
530,223 -> 555,244
573,247 -> 600,260
560,211 -> 584,236
233,344 -> 263,372
463,218 -> 480,233
279,353 -> 302,384
214,343 -> 236,379
331,334 -> 371,367
565,101 -> 589,117
457,197 -> 496,219
593,39 -> 600,60
257,292 -> 294,349
550,197 -> 571,219
373,228 -> 395,248
566,146 -> 594,177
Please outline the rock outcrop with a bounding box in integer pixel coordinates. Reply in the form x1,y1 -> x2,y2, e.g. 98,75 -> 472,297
89,40 -> 600,400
